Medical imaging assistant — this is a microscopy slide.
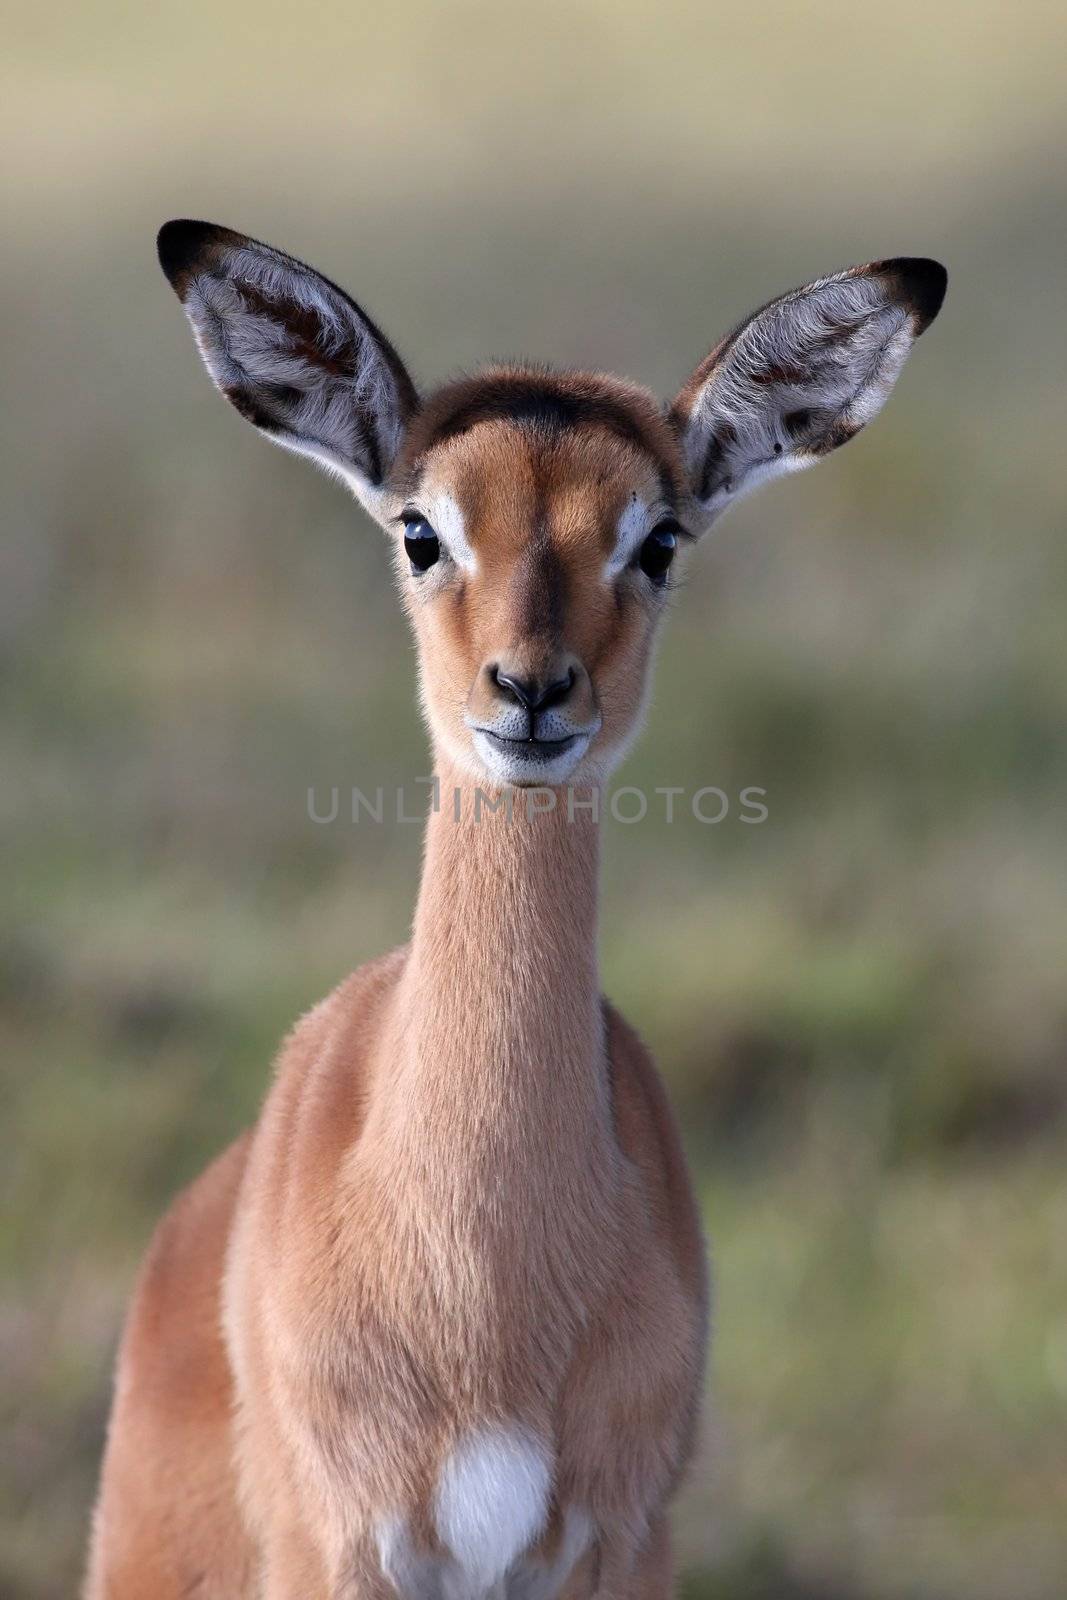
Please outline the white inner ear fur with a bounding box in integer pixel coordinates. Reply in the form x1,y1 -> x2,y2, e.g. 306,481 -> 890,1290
182,243 -> 406,518
682,272 -> 920,529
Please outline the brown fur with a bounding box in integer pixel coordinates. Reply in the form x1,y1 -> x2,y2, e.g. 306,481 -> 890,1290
407,408 -> 678,775
87,398 -> 709,1600
89,225 -> 945,1597
397,368 -> 686,502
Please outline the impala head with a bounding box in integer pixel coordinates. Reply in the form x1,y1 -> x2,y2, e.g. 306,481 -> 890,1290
158,221 -> 945,787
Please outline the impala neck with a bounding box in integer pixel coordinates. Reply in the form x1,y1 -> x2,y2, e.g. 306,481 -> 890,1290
389,762 -> 610,1166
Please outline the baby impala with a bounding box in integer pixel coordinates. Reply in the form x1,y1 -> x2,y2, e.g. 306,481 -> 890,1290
86,221 -> 944,1600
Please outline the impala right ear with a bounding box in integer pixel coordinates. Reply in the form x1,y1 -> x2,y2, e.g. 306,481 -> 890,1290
157,220 -> 419,520
670,257 -> 947,533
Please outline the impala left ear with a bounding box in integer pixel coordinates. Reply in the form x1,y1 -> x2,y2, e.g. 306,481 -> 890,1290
669,257 -> 946,533
157,220 -> 419,522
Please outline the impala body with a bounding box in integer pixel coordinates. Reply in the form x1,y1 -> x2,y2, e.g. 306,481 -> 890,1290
86,222 -> 944,1599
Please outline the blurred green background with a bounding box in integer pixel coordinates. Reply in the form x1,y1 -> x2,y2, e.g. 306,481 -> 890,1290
3,2 -> 1066,1596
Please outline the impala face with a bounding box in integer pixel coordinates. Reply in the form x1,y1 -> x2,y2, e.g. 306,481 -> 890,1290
392,381 -> 690,785
157,220 -> 945,788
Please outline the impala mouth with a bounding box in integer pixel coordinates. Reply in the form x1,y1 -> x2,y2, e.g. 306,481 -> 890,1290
479,731 -> 582,757
470,725 -> 595,785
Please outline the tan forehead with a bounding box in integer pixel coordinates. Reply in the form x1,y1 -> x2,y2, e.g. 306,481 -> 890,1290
417,420 -> 667,557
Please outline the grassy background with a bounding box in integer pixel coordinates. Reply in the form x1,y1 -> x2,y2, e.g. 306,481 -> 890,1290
3,2 -> 1067,1595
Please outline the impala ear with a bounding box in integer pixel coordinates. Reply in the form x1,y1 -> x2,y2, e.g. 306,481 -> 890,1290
669,257 -> 946,533
157,220 -> 419,520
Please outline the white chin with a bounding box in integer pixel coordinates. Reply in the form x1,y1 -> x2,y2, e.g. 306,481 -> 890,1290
471,730 -> 591,788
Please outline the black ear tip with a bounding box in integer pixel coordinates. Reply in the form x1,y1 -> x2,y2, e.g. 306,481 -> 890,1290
884,256 -> 948,331
157,219 -> 237,296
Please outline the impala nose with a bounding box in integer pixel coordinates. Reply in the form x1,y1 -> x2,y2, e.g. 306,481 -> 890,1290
490,665 -> 576,713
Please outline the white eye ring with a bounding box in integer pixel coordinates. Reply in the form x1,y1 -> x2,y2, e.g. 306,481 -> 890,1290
404,491 -> 478,574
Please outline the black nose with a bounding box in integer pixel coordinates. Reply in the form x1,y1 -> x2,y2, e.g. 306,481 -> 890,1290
491,665 -> 575,713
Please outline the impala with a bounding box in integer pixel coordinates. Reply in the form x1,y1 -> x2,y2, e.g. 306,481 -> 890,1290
86,221 -> 945,1599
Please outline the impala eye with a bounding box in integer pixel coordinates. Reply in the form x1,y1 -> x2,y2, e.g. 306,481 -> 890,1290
636,522 -> 678,586
402,515 -> 441,574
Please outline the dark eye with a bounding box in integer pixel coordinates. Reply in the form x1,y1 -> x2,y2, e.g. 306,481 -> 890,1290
636,522 -> 678,586
402,515 -> 441,574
